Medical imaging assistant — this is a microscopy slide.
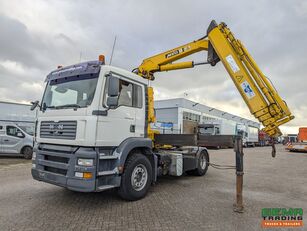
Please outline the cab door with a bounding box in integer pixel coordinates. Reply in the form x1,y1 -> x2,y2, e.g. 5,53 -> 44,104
2,125 -> 25,154
133,84 -> 145,137
96,73 -> 141,146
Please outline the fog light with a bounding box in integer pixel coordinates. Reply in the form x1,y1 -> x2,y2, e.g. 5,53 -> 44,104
78,158 -> 93,166
75,172 -> 83,178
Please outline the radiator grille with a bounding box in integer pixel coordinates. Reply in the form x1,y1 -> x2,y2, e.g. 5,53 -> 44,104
40,121 -> 77,140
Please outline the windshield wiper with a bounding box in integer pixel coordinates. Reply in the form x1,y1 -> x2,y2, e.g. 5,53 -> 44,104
45,105 -> 56,109
43,104 -> 82,111
54,104 -> 82,109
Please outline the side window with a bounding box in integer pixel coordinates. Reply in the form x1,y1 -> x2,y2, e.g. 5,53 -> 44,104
105,75 -> 143,108
6,126 -> 25,138
118,79 -> 133,107
133,84 -> 143,108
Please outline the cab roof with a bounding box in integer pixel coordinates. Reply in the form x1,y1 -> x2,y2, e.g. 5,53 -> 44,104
45,60 -> 102,82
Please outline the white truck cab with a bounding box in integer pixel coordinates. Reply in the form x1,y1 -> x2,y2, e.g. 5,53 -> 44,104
37,63 -> 146,147
32,60 -> 209,200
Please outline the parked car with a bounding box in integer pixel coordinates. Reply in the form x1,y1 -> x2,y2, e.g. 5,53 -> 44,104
0,122 -> 33,159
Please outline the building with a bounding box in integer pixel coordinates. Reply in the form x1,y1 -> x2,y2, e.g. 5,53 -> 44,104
154,98 -> 260,134
0,101 -> 36,133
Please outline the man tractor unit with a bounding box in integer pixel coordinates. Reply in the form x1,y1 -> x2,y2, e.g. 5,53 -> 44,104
31,21 -> 294,200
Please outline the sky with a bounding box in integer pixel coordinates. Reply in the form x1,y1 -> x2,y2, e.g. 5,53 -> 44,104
0,0 -> 306,134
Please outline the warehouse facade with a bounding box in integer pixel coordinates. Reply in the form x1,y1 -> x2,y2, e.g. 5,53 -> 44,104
0,101 -> 36,134
154,98 -> 260,134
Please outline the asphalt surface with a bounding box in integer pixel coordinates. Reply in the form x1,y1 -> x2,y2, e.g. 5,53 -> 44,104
0,145 -> 306,231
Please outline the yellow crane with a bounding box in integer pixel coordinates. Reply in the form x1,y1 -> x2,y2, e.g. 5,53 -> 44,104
135,20 -> 294,140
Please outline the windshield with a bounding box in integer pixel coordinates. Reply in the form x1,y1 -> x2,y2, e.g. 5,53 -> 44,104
18,125 -> 34,136
42,73 -> 99,110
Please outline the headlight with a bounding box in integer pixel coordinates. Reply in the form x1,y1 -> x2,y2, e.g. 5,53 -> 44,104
78,158 -> 93,166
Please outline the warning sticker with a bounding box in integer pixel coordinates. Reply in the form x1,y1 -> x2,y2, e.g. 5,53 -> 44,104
241,81 -> 255,99
226,54 -> 240,73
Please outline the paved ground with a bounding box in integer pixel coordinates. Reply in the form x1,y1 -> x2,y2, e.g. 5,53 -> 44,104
0,145 -> 306,231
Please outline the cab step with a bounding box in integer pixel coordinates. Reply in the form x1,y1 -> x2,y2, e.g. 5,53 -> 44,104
97,169 -> 118,176
97,185 -> 116,191
99,153 -> 119,160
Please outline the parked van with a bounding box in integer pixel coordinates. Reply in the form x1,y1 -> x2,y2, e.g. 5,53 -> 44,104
0,122 -> 33,159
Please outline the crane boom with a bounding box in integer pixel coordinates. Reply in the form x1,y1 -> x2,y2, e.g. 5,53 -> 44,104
136,20 -> 294,139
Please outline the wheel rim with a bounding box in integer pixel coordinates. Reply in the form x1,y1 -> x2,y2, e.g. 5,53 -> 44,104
200,153 -> 207,170
131,164 -> 148,191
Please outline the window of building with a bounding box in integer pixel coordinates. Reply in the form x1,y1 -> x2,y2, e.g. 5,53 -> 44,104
183,111 -> 200,122
203,116 -> 213,121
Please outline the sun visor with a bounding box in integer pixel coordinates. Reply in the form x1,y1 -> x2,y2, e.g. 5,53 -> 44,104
45,60 -> 102,82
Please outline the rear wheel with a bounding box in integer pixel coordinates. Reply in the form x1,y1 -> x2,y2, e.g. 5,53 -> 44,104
118,153 -> 152,201
22,146 -> 33,159
186,150 -> 209,176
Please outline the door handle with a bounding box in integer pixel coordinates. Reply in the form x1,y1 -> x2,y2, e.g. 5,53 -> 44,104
4,139 -> 9,142
130,125 -> 135,133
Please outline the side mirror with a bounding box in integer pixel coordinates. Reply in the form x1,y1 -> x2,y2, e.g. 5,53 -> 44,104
31,100 -> 40,111
17,132 -> 23,138
107,96 -> 119,109
108,75 -> 120,97
106,75 -> 120,108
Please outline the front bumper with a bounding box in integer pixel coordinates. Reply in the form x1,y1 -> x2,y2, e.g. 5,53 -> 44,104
31,143 -> 97,192
32,168 -> 96,192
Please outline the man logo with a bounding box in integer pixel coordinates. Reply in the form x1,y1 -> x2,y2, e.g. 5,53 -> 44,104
57,124 -> 64,130
49,123 -> 64,135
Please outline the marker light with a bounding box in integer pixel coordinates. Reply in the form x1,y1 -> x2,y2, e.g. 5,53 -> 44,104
83,172 -> 93,179
57,65 -> 63,69
98,55 -> 105,63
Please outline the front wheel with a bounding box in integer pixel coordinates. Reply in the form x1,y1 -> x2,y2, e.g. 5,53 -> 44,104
118,153 -> 152,201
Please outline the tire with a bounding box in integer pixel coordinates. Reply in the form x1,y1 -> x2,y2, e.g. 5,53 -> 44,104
186,150 -> 209,176
118,153 -> 152,201
22,146 -> 33,159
